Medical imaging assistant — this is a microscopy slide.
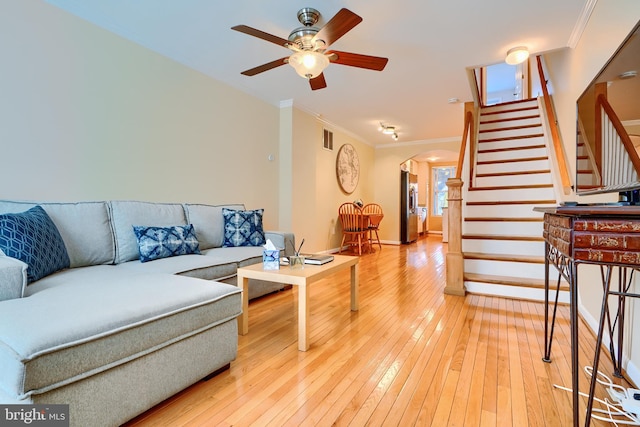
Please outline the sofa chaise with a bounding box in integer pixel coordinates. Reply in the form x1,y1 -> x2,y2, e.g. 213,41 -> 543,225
0,199 -> 295,426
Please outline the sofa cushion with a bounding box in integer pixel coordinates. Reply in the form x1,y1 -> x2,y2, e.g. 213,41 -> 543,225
0,257 -> 27,301
183,203 -> 244,250
0,206 -> 70,283
0,265 -> 241,399
0,201 -> 115,268
116,254 -> 238,282
133,224 -> 200,263
222,208 -> 266,247
110,201 -> 187,264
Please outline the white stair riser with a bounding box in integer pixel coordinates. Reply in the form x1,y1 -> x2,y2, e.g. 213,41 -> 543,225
476,159 -> 550,174
477,147 -> 548,162
462,239 -> 544,256
464,282 -> 569,303
464,203 -> 555,217
577,157 -> 596,169
477,136 -> 545,151
577,174 -> 598,186
463,220 -> 544,235
478,127 -> 543,141
479,117 -> 541,131
475,173 -> 552,187
481,101 -> 538,115
466,187 -> 555,201
464,259 -> 546,278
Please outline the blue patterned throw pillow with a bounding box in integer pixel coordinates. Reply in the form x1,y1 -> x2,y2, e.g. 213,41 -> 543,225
133,224 -> 201,263
222,208 -> 266,247
0,205 -> 70,283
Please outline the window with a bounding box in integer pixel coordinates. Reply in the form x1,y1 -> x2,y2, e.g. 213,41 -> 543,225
432,166 -> 456,216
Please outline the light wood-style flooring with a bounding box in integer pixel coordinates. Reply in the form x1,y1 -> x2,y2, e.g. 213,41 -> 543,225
125,235 -> 631,426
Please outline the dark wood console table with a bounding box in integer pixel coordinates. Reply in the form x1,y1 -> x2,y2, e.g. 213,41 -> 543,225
538,205 -> 640,427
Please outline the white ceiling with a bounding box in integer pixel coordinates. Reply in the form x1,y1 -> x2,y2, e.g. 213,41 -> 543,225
45,0 -> 590,148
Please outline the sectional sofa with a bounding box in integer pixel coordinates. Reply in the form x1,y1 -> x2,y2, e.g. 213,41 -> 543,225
0,200 -> 295,426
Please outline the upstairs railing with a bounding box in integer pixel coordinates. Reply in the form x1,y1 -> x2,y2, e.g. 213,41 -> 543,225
596,93 -> 640,187
536,55 -> 572,194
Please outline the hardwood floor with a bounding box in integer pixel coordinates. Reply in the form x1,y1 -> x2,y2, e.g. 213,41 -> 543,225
125,235 -> 631,426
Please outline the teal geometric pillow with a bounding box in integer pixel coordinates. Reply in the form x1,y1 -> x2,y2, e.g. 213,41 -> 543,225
0,205 -> 70,283
222,208 -> 265,247
133,224 -> 201,263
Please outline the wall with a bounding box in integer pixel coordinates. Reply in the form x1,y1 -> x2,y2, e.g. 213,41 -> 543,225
373,139 -> 461,244
290,109 -> 376,253
0,1 -> 280,229
546,0 -> 640,384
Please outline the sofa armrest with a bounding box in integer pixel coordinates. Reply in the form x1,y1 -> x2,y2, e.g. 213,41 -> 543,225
264,231 -> 296,256
0,257 -> 28,301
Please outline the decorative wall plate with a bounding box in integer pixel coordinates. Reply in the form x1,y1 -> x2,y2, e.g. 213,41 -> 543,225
336,144 -> 360,194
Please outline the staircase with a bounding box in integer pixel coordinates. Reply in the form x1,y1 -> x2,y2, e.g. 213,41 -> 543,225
462,99 -> 569,302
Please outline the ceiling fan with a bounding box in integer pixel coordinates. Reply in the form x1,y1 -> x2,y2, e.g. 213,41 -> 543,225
231,7 -> 388,90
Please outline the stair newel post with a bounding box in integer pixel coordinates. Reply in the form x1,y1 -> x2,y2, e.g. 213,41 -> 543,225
444,178 -> 466,296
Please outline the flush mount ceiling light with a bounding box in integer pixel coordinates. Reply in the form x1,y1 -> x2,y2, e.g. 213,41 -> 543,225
379,122 -> 399,141
618,70 -> 637,79
505,46 -> 529,65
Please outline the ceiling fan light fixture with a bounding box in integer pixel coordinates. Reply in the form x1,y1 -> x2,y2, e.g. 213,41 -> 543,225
505,46 -> 529,65
289,51 -> 329,79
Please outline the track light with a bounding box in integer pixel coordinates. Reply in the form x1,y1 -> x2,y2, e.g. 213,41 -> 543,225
379,122 -> 399,141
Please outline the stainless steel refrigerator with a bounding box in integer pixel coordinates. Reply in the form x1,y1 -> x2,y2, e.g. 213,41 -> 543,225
400,171 -> 419,243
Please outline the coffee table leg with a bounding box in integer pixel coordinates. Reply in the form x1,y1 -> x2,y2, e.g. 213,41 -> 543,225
237,273 -> 249,335
351,263 -> 359,311
299,282 -> 309,351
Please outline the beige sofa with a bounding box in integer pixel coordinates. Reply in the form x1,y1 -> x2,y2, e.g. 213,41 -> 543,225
0,200 -> 295,426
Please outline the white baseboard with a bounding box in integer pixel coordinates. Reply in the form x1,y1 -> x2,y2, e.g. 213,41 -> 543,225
579,301 -> 640,387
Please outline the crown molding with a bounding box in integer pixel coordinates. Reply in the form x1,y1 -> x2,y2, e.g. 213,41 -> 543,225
567,0 -> 598,49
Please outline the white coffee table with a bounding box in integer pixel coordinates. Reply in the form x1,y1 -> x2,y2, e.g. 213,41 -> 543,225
236,254 -> 359,351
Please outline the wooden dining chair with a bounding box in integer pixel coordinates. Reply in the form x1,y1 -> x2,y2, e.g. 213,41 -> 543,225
362,203 -> 384,250
338,202 -> 368,255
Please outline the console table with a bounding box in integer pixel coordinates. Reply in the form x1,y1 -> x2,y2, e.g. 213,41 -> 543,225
538,205 -> 640,427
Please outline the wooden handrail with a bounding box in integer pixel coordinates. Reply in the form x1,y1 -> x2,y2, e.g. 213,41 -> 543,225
536,55 -> 572,194
456,110 -> 473,179
597,93 -> 640,176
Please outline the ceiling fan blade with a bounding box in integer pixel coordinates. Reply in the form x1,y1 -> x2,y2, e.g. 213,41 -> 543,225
312,8 -> 362,47
241,57 -> 289,76
231,25 -> 290,48
328,50 -> 388,71
309,73 -> 327,90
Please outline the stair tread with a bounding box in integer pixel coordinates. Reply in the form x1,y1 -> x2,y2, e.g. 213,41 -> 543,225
479,133 -> 544,143
480,114 -> 540,125
477,156 -> 548,165
479,123 -> 542,133
476,169 -> 551,177
464,252 -> 545,263
463,234 -> 544,241
467,199 -> 556,206
464,273 -> 569,290
465,217 -> 543,222
478,144 -> 546,154
469,184 -> 553,191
